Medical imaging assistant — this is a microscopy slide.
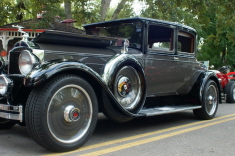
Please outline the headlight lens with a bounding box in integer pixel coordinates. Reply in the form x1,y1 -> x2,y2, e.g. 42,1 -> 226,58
0,77 -> 7,95
0,75 -> 13,96
19,50 -> 38,76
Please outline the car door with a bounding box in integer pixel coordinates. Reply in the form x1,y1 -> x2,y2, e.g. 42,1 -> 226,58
145,23 -> 178,96
173,29 -> 198,94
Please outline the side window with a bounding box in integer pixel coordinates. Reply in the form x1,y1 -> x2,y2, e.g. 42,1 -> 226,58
148,25 -> 174,52
178,31 -> 194,53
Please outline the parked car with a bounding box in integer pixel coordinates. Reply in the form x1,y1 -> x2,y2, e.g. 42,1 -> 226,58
225,64 -> 235,82
209,65 -> 235,103
227,72 -> 235,81
0,17 -> 221,152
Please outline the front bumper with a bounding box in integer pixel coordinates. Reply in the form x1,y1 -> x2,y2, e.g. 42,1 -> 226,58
0,104 -> 23,121
0,74 -> 24,122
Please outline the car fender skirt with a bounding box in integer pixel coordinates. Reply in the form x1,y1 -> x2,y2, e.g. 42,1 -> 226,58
23,59 -> 143,116
199,71 -> 222,103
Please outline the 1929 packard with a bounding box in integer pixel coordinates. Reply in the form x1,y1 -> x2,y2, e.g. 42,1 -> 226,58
0,17 -> 221,152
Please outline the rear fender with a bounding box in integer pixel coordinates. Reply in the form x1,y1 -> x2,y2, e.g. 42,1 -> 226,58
199,71 -> 222,103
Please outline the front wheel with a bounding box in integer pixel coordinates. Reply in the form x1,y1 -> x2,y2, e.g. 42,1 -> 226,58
193,80 -> 219,119
26,75 -> 98,152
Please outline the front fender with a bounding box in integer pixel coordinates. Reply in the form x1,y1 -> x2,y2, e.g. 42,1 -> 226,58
24,59 -> 98,87
23,59 -> 143,117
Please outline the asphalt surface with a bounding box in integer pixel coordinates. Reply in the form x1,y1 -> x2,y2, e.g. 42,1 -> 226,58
0,103 -> 235,156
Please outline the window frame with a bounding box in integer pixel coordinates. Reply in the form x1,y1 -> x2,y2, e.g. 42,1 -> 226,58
146,23 -> 176,55
177,30 -> 196,55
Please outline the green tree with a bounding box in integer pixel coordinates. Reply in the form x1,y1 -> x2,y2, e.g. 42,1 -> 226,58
141,0 -> 235,69
1,0 -> 136,27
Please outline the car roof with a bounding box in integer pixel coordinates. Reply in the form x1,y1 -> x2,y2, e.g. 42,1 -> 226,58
83,17 -> 196,33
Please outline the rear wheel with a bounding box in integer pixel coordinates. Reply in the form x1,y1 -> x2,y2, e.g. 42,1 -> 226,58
224,82 -> 235,103
193,80 -> 219,119
0,119 -> 16,130
26,75 -> 98,152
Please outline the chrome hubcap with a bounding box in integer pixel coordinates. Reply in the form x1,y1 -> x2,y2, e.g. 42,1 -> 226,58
47,85 -> 93,144
114,66 -> 142,110
64,105 -> 80,122
206,85 -> 217,115
207,95 -> 214,105
117,76 -> 131,97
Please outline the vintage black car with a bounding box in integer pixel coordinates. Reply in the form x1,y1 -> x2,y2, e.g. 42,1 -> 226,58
0,17 -> 221,152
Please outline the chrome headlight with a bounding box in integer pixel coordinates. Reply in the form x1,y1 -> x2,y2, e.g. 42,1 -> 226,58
18,50 -> 39,76
0,75 -> 13,96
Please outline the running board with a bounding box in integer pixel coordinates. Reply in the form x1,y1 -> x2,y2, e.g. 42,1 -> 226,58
138,105 -> 202,117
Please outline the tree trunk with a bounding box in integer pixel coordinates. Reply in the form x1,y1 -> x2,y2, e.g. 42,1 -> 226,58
221,47 -> 227,64
64,0 -> 72,19
111,0 -> 129,20
100,0 -> 111,21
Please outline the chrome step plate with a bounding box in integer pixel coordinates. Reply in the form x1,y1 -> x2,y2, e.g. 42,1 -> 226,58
138,105 -> 202,117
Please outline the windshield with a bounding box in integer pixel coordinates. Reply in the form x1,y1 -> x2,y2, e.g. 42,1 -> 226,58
86,21 -> 143,49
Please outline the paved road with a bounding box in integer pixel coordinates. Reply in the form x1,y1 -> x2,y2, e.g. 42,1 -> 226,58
1,103 -> 235,156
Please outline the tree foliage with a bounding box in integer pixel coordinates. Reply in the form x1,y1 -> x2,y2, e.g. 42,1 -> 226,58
1,0 -> 235,68
141,0 -> 235,69
0,0 -> 134,27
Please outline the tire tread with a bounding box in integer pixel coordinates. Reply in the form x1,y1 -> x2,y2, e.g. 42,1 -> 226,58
25,74 -> 98,152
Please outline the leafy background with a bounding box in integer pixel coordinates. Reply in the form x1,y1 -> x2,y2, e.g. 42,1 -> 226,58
1,0 -> 235,69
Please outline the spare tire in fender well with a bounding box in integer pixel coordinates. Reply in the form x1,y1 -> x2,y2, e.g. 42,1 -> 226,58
101,53 -> 147,121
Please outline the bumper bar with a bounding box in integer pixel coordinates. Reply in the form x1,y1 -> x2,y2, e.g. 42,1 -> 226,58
0,104 -> 23,121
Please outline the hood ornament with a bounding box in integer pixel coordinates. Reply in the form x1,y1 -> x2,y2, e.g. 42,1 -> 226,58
121,39 -> 129,54
12,25 -> 29,42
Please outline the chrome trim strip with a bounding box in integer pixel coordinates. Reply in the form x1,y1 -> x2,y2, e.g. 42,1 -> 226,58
0,112 -> 23,121
0,104 -> 23,121
0,104 -> 22,112
44,50 -> 113,58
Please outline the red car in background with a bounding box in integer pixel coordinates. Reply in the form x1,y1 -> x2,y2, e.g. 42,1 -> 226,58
227,72 -> 235,81
211,66 -> 235,103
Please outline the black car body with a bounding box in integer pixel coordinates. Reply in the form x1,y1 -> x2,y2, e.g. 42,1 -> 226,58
0,17 -> 221,152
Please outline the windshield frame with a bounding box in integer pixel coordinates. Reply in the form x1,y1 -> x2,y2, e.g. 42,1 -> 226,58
84,19 -> 144,50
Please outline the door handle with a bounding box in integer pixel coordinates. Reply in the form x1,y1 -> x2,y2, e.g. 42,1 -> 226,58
174,57 -> 178,60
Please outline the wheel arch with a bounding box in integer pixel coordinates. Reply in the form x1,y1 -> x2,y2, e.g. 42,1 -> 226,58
199,71 -> 222,104
24,58 -> 145,117
189,71 -> 221,104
